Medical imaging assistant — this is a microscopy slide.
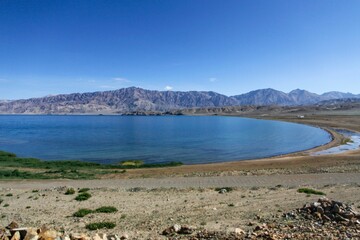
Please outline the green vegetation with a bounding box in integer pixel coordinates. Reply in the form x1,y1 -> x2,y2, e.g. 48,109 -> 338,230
78,188 -> 90,193
5,193 -> 13,197
75,192 -> 92,201
73,208 -> 93,217
65,188 -> 75,195
341,138 -> 354,144
119,160 -> 183,169
72,206 -> 118,217
85,222 -> 116,230
297,188 -> 325,195
95,206 -> 118,213
0,150 -> 183,180
3,204 -> 9,207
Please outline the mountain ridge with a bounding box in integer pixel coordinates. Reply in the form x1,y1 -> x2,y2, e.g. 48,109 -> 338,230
0,87 -> 359,114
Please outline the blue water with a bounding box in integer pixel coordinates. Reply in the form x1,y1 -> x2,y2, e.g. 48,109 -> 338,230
0,115 -> 331,164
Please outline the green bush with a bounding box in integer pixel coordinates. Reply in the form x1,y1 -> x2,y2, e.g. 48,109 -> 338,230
85,222 -> 116,230
297,188 -> 325,195
95,206 -> 118,213
73,208 -> 93,217
78,188 -> 90,193
65,188 -> 75,195
75,192 -> 92,201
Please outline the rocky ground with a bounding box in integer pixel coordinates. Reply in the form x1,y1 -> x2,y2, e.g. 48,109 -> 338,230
1,184 -> 360,239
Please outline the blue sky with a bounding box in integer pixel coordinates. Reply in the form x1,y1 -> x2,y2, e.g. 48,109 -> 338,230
1,0 -> 360,99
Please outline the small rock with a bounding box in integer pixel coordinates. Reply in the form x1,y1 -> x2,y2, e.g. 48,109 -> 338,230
178,225 -> 194,234
10,232 -> 20,240
218,189 -> 227,194
6,222 -> 19,230
234,228 -> 245,235
119,234 -> 128,240
107,235 -> 119,240
70,233 -> 88,240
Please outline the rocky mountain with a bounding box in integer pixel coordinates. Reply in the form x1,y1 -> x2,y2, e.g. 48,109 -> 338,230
0,87 -> 359,114
231,88 -> 294,106
231,88 -> 360,106
321,91 -> 359,100
0,87 -> 238,114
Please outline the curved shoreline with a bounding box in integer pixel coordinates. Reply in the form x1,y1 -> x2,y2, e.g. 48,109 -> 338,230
1,114 -> 360,179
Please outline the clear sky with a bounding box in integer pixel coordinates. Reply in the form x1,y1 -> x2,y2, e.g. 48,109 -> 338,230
1,0 -> 360,99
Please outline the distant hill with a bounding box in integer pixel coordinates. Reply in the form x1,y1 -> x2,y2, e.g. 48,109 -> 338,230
0,87 -> 359,114
231,88 -> 360,106
0,87 -> 237,114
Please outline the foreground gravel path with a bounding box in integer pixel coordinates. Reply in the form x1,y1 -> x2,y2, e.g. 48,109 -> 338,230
1,173 -> 359,189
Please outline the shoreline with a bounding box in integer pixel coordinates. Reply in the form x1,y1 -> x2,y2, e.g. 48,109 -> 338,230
1,114 -> 360,180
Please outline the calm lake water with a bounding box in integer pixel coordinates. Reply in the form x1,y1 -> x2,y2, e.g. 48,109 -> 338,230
0,115 -> 331,164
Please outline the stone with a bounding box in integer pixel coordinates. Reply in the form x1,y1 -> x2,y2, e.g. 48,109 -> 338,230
10,232 -> 20,240
333,204 -> 340,213
6,222 -> 19,230
119,234 -> 128,240
39,230 -> 58,240
24,228 -> 39,240
92,234 -> 101,240
107,235 -> 119,240
234,228 -> 245,235
219,189 -> 227,194
178,225 -> 194,235
70,233 -> 88,240
10,228 -> 28,240
0,228 -> 9,240
316,206 -> 324,214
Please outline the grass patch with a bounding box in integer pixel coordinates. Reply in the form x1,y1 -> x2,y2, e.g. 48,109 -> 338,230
297,188 -> 325,195
73,208 -> 93,217
78,188 -> 90,193
118,160 -> 183,169
65,188 -> 75,195
75,192 -> 92,201
95,206 -> 118,213
0,150 -> 183,180
85,222 -> 116,230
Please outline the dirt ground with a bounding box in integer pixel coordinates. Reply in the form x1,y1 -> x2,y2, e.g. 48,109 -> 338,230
1,183 -> 360,239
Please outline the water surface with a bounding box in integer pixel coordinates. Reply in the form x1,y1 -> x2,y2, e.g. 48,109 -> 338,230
0,115 -> 331,164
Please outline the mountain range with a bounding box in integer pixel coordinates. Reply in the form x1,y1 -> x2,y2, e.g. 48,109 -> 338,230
0,87 -> 359,114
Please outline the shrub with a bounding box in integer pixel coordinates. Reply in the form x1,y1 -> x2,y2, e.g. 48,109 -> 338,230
78,188 -> 90,193
297,188 -> 325,195
65,188 -> 75,195
73,208 -> 93,217
75,192 -> 92,201
5,193 -> 13,197
95,206 -> 118,213
85,222 -> 116,230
